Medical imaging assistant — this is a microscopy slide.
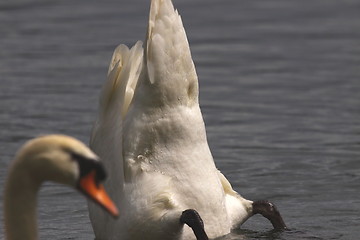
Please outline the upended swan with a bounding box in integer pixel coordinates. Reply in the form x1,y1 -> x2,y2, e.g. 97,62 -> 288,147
88,0 -> 287,239
3,135 -> 118,240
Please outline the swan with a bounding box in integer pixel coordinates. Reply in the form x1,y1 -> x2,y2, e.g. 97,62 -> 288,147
3,135 -> 119,240
88,0 -> 287,239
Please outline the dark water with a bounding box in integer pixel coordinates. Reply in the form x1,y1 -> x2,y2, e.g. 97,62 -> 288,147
0,0 -> 359,239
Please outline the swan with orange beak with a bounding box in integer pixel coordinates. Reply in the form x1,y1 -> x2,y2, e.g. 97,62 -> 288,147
4,135 -> 118,240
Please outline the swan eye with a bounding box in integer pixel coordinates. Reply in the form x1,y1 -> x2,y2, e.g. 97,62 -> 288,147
70,152 -> 106,185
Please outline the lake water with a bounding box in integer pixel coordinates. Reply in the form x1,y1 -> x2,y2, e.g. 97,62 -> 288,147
0,0 -> 359,239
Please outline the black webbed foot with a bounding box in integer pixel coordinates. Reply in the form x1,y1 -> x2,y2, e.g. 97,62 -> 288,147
252,200 -> 287,230
180,209 -> 209,240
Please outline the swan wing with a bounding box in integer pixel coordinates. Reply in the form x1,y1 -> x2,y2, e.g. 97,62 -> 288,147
217,171 -> 253,229
89,41 -> 143,238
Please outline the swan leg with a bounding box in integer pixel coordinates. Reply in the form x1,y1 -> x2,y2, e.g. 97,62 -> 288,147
180,209 -> 209,240
252,200 -> 287,230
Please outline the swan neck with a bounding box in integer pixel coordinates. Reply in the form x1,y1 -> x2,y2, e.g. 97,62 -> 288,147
4,164 -> 41,240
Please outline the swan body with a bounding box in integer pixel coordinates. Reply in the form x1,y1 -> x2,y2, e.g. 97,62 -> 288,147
89,0 -> 286,239
3,135 -> 118,240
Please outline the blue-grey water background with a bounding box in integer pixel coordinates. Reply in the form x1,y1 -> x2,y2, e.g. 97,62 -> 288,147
0,0 -> 359,239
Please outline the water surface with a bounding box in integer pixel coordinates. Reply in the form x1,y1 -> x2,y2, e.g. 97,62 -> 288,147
0,0 -> 359,239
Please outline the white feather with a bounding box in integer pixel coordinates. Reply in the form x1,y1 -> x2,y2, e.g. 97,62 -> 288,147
89,0 -> 253,239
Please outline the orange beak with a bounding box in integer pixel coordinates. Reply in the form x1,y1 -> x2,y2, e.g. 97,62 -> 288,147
78,170 -> 119,218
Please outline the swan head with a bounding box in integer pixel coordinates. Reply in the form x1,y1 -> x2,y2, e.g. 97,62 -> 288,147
10,134 -> 119,217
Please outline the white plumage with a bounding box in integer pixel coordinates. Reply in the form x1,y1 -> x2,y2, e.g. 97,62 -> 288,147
4,135 -> 118,240
88,0 -> 285,239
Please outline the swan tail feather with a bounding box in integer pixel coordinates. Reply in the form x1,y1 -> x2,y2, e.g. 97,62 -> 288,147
143,0 -> 198,106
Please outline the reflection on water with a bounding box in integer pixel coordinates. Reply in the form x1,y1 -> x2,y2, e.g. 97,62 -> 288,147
0,0 -> 359,239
